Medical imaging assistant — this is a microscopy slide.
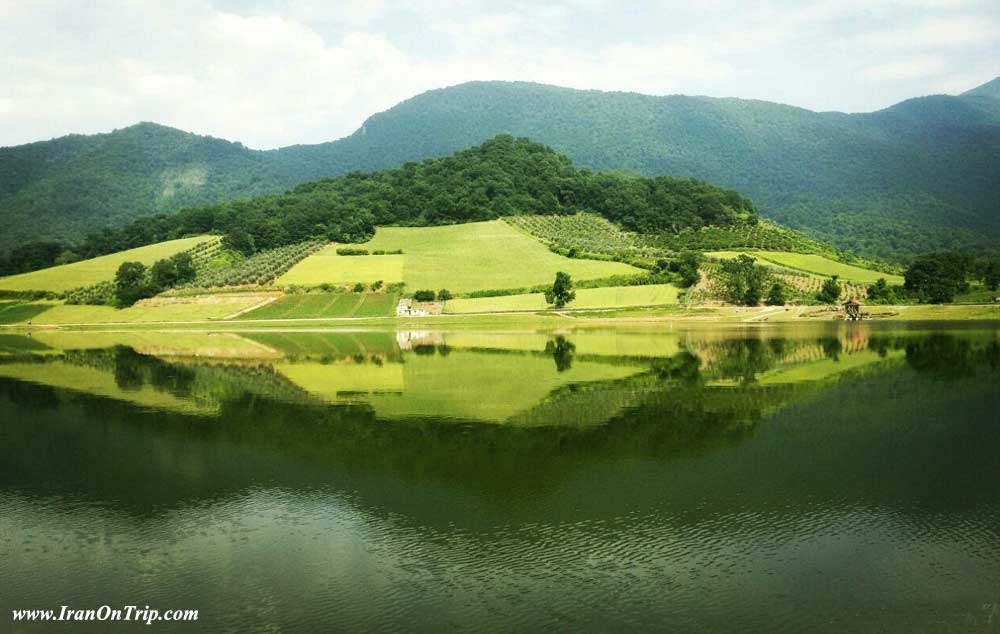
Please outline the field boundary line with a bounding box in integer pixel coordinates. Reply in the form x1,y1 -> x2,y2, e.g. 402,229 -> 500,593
222,295 -> 280,320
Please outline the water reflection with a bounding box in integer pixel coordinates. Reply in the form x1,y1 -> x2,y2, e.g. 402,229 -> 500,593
1,327 -> 998,425
1,325 -> 999,632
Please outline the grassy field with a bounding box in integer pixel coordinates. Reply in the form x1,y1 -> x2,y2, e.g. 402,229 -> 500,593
13,293 -> 273,325
277,253 -> 403,287
707,251 -> 902,284
280,221 -> 640,293
238,292 -> 399,320
443,284 -> 680,313
0,301 -> 53,324
0,236 -> 213,293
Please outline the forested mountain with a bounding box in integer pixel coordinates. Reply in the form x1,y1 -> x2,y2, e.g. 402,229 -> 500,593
63,135 -> 757,262
0,123 -> 293,251
2,78 -> 998,260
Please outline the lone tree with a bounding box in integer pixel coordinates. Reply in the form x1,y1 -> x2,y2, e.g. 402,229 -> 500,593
718,255 -> 770,306
545,271 -> 576,308
114,261 -> 150,307
817,275 -> 841,304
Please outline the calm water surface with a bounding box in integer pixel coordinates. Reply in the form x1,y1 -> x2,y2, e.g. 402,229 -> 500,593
1,324 -> 998,633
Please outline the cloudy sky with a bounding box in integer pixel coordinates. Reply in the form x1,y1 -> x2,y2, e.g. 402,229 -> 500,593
1,0 -> 997,149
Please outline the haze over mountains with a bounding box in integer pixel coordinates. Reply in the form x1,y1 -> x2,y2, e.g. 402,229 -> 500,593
2,78 -> 998,260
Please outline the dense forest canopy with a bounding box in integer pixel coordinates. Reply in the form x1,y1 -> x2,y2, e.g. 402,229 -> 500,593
1,79 -> 998,261
1,136 -> 756,273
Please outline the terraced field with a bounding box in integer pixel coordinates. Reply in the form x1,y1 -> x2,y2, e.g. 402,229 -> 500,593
237,292 -> 399,320
279,221 -> 640,293
443,284 -> 680,313
0,236 -> 214,293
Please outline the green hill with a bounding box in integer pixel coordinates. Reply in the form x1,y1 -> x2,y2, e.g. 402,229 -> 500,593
2,79 -> 999,262
36,135 -> 758,261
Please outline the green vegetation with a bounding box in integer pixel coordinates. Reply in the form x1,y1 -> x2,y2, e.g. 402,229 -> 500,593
903,251 -> 974,304
0,301 -> 52,324
0,236 -> 210,293
285,222 -> 640,294
237,292 -> 399,320
6,135 -> 756,274
545,272 -> 576,308
816,275 -> 842,304
9,294 -> 271,325
766,283 -> 787,306
278,249 -> 403,287
865,278 -> 896,304
506,213 -> 833,265
717,255 -> 772,306
443,284 -> 680,313
707,251 -> 902,284
312,80 -> 1000,260
4,80 -> 1000,262
193,240 -> 324,288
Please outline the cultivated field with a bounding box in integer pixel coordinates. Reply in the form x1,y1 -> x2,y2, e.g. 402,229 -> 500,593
443,284 -> 680,313
0,236 -> 213,293
707,251 -> 902,284
278,253 -> 404,287
238,292 -> 399,320
281,221 -> 640,293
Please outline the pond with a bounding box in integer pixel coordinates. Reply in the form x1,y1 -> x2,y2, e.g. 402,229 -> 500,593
1,324 -> 999,632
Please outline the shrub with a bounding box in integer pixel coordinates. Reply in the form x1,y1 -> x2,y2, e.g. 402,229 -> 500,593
866,278 -> 897,304
766,283 -> 787,306
413,289 -> 436,302
337,248 -> 369,256
816,275 -> 842,304
352,282 -> 366,293
437,289 -> 453,301
371,280 -> 384,291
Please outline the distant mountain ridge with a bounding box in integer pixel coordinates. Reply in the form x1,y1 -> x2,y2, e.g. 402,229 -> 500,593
1,77 -> 998,259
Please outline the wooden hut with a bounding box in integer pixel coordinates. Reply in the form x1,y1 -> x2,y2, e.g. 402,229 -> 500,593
843,299 -> 863,321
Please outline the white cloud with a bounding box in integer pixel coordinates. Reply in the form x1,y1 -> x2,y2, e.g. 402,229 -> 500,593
845,15 -> 1000,50
0,0 -> 997,148
860,56 -> 946,80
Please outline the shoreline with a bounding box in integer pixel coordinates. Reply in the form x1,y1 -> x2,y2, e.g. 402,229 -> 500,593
4,303 -> 998,331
